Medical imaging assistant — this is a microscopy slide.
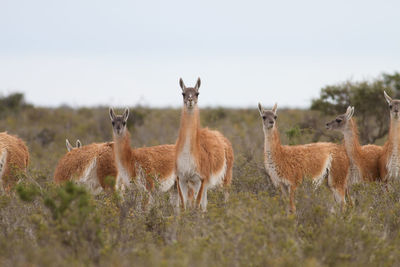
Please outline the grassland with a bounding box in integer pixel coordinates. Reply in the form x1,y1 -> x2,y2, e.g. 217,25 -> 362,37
0,105 -> 399,267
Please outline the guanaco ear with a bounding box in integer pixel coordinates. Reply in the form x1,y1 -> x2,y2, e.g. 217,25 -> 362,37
179,78 -> 186,91
272,103 -> 278,115
123,108 -> 129,123
66,139 -> 73,152
258,102 -> 264,117
76,140 -> 82,148
195,77 -> 201,91
109,108 -> 116,121
384,91 -> 392,105
345,106 -> 354,120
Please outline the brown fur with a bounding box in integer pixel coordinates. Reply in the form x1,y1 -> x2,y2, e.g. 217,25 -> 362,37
54,142 -> 117,191
379,119 -> 400,181
344,120 -> 382,183
259,103 -> 348,212
176,106 -> 234,210
113,129 -> 176,191
0,132 -> 29,192
326,107 -> 382,183
378,91 -> 400,182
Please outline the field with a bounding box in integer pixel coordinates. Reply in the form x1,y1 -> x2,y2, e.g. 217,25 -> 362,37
1,104 -> 400,267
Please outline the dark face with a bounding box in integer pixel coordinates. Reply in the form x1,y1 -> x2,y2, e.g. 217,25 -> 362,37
260,110 -> 277,130
109,108 -> 129,136
258,103 -> 278,130
384,91 -> 400,120
179,78 -> 201,110
325,114 -> 347,131
389,100 -> 400,119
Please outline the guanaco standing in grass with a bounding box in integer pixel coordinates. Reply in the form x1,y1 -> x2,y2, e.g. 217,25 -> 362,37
109,108 -> 177,199
258,102 -> 349,212
0,132 -> 29,192
175,78 -> 234,211
379,91 -> 400,182
326,106 -> 382,185
54,140 -> 117,193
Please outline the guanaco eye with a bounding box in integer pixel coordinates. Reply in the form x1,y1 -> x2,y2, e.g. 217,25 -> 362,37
336,119 -> 342,123
112,121 -> 115,126
122,122 -> 126,126
390,104 -> 393,109
182,93 -> 186,97
195,92 -> 199,96
262,116 -> 266,120
274,115 -> 277,120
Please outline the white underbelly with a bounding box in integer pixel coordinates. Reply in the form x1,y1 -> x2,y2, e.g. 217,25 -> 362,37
78,158 -> 103,194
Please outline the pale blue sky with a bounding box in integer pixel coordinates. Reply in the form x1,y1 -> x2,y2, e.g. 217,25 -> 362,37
1,0 -> 399,108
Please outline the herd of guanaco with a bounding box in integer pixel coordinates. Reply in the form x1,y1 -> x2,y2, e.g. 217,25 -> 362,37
0,78 -> 399,212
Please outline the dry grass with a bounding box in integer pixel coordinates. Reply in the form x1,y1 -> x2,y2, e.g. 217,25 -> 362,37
0,105 -> 399,266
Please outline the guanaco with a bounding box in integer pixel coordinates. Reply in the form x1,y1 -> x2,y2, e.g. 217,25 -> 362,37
175,78 -> 234,211
258,103 -> 349,212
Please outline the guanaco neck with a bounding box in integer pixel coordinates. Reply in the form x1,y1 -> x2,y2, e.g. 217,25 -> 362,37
263,126 -> 283,160
176,106 -> 200,155
342,119 -> 362,166
386,117 -> 400,154
113,130 -> 135,177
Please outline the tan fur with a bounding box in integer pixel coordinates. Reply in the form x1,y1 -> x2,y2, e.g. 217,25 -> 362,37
54,142 -> 117,191
259,103 -> 348,212
0,132 -> 29,192
344,119 -> 382,183
378,92 -> 400,182
379,119 -> 400,181
113,130 -> 176,191
176,106 -> 234,210
263,128 -> 348,211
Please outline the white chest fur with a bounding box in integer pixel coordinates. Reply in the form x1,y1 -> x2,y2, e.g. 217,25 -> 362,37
264,145 -> 286,188
0,149 -> 8,193
78,158 -> 102,194
177,136 -> 197,180
387,144 -> 400,180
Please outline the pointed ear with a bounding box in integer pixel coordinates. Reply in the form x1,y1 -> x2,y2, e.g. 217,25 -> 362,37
123,108 -> 129,122
195,77 -> 201,91
76,140 -> 82,148
66,139 -> 73,152
179,78 -> 186,91
109,108 -> 116,121
272,103 -> 278,115
384,91 -> 392,105
345,106 -> 354,120
258,102 -> 264,117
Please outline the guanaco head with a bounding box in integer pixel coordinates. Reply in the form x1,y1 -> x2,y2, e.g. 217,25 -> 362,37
109,108 -> 129,136
66,139 -> 82,152
258,102 -> 278,131
325,106 -> 354,132
384,91 -> 400,120
179,77 -> 201,110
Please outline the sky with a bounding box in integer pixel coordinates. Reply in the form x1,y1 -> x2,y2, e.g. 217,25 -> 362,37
0,0 -> 399,108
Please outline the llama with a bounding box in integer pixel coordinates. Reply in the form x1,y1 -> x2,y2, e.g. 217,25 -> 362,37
379,91 -> 400,182
258,103 -> 348,212
175,78 -> 234,211
54,140 -> 117,193
326,106 -> 382,185
0,132 -> 29,192
66,139 -> 82,152
109,108 -> 176,196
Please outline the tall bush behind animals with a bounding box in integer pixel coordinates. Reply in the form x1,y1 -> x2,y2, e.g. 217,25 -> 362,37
311,72 -> 400,144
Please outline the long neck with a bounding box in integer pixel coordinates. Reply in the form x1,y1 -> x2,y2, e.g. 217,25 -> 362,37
176,106 -> 200,153
386,117 -> 400,151
113,130 -> 135,177
342,119 -> 362,165
264,127 -> 282,158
